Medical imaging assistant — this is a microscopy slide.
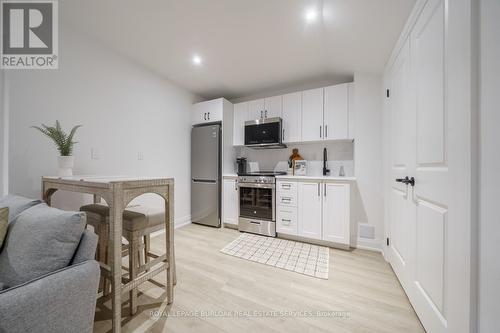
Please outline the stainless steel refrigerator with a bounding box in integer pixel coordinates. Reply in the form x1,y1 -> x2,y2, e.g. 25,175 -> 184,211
191,124 -> 221,227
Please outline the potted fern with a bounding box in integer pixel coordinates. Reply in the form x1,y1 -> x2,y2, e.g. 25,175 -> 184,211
32,121 -> 82,177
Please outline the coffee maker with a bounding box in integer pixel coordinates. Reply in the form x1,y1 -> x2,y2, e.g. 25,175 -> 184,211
236,157 -> 247,175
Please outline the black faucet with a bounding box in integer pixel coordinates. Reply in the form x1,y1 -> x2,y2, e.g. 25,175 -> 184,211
323,147 -> 330,176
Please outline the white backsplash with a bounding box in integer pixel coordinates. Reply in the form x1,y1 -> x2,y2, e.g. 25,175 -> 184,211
235,141 -> 355,177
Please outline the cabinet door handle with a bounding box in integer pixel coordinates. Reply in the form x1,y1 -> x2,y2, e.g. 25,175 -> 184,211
320,126 -> 322,138
324,183 -> 327,196
208,112 -> 210,120
265,110 -> 268,118
281,197 -> 292,202
282,128 -> 285,141
260,110 -> 263,118
235,180 -> 238,191
281,184 -> 291,188
325,125 -> 328,138
204,113 -> 207,120
317,183 -> 320,196
282,219 -> 292,225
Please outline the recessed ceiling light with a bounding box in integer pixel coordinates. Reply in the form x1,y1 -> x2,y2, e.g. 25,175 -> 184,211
192,55 -> 202,66
304,7 -> 318,23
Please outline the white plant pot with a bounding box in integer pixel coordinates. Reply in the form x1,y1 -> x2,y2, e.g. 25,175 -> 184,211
58,156 -> 74,177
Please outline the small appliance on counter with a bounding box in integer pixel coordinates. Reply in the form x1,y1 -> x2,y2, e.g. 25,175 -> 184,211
236,157 -> 247,175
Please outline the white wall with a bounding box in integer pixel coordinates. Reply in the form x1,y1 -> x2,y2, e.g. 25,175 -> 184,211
352,73 -> 384,250
6,25 -> 199,226
479,0 -> 500,331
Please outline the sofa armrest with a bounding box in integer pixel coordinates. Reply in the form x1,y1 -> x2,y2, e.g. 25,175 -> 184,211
72,229 -> 98,264
0,260 -> 100,333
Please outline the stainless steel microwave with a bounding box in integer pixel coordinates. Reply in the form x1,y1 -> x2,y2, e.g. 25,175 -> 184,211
244,117 -> 287,149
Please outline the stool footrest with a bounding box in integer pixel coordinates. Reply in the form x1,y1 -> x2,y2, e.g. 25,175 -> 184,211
121,263 -> 169,293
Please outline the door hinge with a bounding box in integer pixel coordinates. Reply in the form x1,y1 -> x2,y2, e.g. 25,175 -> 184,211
386,237 -> 390,246
386,89 -> 390,98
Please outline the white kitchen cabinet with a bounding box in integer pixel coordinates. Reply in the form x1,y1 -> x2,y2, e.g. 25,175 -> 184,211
233,102 -> 248,146
282,92 -> 302,143
298,181 -> 322,240
248,99 -> 265,120
348,83 -> 355,140
192,99 -> 223,125
322,183 -> 350,245
301,88 -> 324,142
248,96 -> 282,120
264,96 -> 282,118
223,178 -> 239,226
276,206 -> 298,235
324,84 -> 349,140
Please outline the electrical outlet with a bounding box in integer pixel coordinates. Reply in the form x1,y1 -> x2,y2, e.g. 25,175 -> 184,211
137,152 -> 144,161
91,148 -> 99,160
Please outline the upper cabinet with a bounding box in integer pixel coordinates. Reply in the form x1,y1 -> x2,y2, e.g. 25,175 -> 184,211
301,88 -> 324,142
233,102 -> 248,146
248,99 -> 265,120
193,99 -> 223,124
282,92 -> 302,143
231,82 -> 355,146
264,96 -> 282,118
248,96 -> 282,120
324,84 -> 349,140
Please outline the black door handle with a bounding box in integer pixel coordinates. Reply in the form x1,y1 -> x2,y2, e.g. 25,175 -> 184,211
396,176 -> 415,187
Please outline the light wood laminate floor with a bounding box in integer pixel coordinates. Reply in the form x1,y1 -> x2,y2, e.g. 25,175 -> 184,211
94,223 -> 425,333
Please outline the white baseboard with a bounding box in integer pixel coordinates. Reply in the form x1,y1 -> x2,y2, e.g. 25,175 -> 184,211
150,215 -> 191,237
354,238 -> 383,253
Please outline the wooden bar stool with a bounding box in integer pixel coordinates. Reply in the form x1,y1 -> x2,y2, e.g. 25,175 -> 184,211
80,203 -> 176,315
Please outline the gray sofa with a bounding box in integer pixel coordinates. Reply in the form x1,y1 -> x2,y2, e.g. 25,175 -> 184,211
0,195 -> 100,333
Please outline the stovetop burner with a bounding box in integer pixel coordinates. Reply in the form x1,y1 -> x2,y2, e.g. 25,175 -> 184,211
237,171 -> 287,176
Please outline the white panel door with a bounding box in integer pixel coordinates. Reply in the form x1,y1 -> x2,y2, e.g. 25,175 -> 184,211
324,84 -> 349,140
264,95 -> 282,119
322,183 -> 350,245
282,92 -> 302,143
233,102 -> 248,146
248,99 -> 265,120
298,181 -> 322,239
388,38 -> 415,290
387,0 -> 471,332
223,179 -> 239,225
301,88 -> 324,142
409,1 -> 449,331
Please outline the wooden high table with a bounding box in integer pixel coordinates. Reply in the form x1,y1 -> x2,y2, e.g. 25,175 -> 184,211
42,176 -> 175,333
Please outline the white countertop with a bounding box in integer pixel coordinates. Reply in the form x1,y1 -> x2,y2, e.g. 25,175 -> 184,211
275,175 -> 356,181
223,174 -> 355,181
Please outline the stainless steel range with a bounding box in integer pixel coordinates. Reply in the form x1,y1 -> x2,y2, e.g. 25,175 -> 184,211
237,171 -> 286,237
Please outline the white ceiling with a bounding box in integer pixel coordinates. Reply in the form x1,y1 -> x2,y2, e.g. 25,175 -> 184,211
62,0 -> 415,100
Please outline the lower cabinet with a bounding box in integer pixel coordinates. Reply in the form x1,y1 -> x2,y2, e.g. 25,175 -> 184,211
322,182 -> 350,245
222,178 -> 239,226
297,181 -> 323,240
276,206 -> 298,235
277,180 -> 351,247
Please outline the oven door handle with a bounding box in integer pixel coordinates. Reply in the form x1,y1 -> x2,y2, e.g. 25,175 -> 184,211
238,183 -> 275,189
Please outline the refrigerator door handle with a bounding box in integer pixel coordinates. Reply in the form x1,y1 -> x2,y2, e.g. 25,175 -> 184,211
192,179 -> 217,183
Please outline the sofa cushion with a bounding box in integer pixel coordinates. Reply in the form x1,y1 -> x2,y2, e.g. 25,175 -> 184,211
0,207 -> 7,249
0,195 -> 42,222
0,204 -> 86,288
